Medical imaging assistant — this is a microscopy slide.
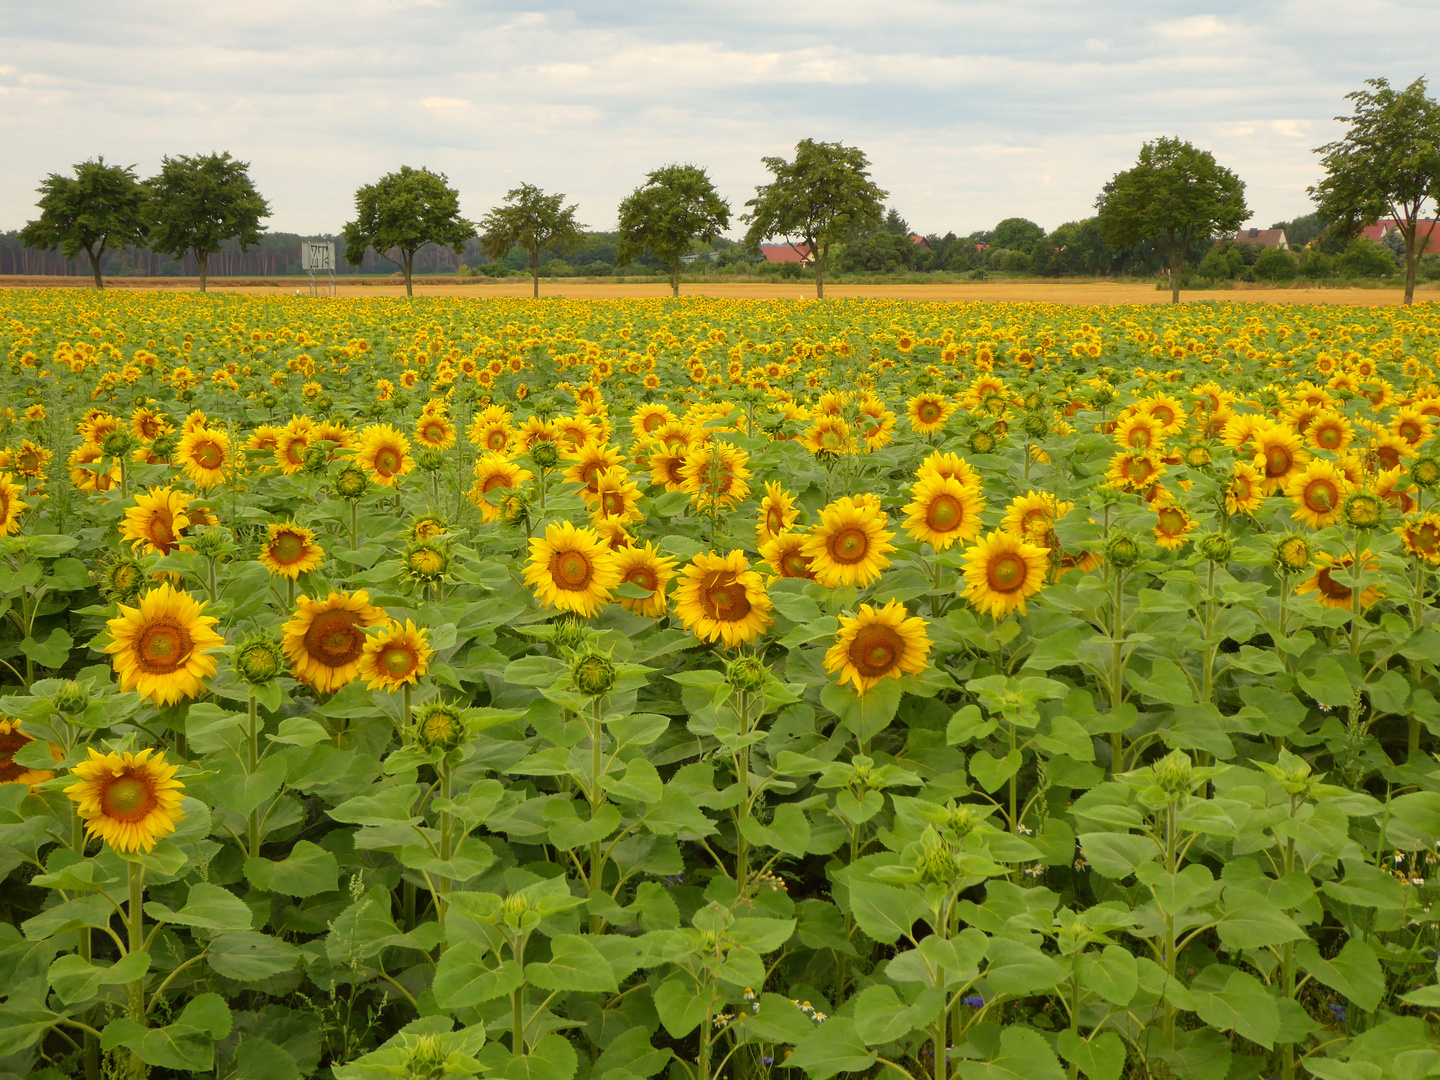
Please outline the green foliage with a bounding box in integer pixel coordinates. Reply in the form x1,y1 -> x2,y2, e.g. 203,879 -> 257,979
145,151 -> 271,292
18,158 -> 149,289
479,184 -> 585,298
341,166 -> 476,298
615,164 -> 730,296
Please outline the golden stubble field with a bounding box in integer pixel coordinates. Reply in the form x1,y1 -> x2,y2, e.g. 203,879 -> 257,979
1,275 -> 1431,305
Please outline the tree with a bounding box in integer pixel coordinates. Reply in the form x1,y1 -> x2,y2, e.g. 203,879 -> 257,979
341,167 -> 474,298
479,184 -> 585,299
19,158 -> 148,289
991,217 -> 1045,253
1095,137 -> 1250,303
742,139 -> 888,298
1311,77 -> 1440,305
146,152 -> 270,292
615,164 -> 731,297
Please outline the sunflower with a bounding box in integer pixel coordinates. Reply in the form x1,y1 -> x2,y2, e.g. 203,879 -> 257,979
801,416 -> 857,456
523,520 -> 622,617
1140,393 -> 1187,435
612,542 -> 677,617
247,424 -> 283,460
12,439 -> 52,478
0,473 -> 28,537
647,442 -> 690,491
589,467 -> 644,525
1398,513 -> 1440,564
130,406 -> 171,443
358,620 -> 433,692
1306,409 -> 1353,454
0,717 -> 59,789
283,589 -> 389,694
516,416 -> 563,452
823,599 -> 932,694
258,521 -> 325,579
1002,491 -> 1074,542
803,496 -> 896,588
276,424 -> 311,476
916,451 -> 980,489
1105,451 -> 1167,493
64,748 -> 185,853
760,531 -> 817,581
630,403 -> 676,440
1253,424 -> 1309,494
1151,502 -> 1196,550
1114,412 -> 1166,452
1368,432 -> 1414,473
960,530 -> 1050,620
68,443 -> 121,492
1285,460 -> 1349,529
907,393 -> 954,434
1297,550 -> 1383,611
104,583 -> 225,706
355,424 -> 415,487
757,481 -> 800,544
176,427 -> 232,490
120,487 -> 192,555
902,473 -> 984,550
468,454 -> 533,522
468,413 -> 517,455
416,412 -> 457,451
679,441 -> 752,512
1375,465 -> 1418,514
565,442 -> 626,495
1225,461 -> 1266,516
556,415 -> 603,454
674,550 -> 774,647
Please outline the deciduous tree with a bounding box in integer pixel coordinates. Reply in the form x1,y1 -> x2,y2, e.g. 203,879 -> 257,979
615,165 -> 730,297
1311,76 -> 1440,305
147,152 -> 270,293
1095,137 -> 1249,303
742,140 -> 888,299
479,184 -> 584,298
19,157 -> 148,289
341,166 -> 474,298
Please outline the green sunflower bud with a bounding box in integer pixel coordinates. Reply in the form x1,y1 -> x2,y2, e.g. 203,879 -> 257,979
967,429 -> 997,455
1341,491 -> 1384,531
334,463 -> 370,500
415,446 -> 447,473
302,442 -> 329,474
405,1032 -> 448,1080
1105,530 -> 1142,569
414,701 -> 466,752
1183,443 -> 1213,468
190,525 -> 232,559
101,429 -> 136,457
234,636 -> 285,686
530,440 -> 559,469
1022,412 -> 1050,439
1154,749 -> 1194,798
1272,532 -> 1312,574
570,647 -> 616,698
98,554 -> 145,604
726,655 -> 769,694
1195,532 -> 1233,564
404,541 -> 450,584
51,680 -> 91,716
1414,455 -> 1440,490
1091,387 -> 1115,409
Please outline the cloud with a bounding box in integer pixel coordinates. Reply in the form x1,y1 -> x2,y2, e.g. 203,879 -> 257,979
1,0 -> 1436,236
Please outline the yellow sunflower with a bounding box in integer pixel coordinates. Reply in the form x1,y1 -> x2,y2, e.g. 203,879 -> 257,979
1105,451 -> 1166,493
1002,491 -> 1074,543
630,403 -> 676,441
248,424 -> 283,460
1297,550 -> 1383,611
1151,502 -> 1196,550
130,405 -> 171,443
801,416 -> 857,456
824,599 -> 932,694
565,442 -> 626,495
589,467 -> 644,525
276,424 -> 311,476
1305,409 -> 1353,454
1225,461 -> 1266,516
960,530 -> 1050,620
0,717 -> 60,789
679,441 -> 752,512
68,443 -> 121,493
0,473 -> 28,537
902,473 -> 985,550
104,583 -> 225,706
1114,412 -> 1166,452
283,590 -> 389,694
803,496 -> 896,589
468,454 -> 533,522
757,481 -> 800,545
259,521 -> 325,579
907,393 -> 954,434
673,550 -> 774,647
523,520 -> 622,617
915,451 -> 980,489
358,620 -> 433,692
176,426 -> 232,490
64,748 -> 184,853
1286,460 -> 1349,529
647,443 -> 690,491
612,542 -> 677,617
356,424 -> 415,487
120,487 -> 192,555
760,531 -> 817,581
1253,424 -> 1309,495
1398,513 -> 1440,564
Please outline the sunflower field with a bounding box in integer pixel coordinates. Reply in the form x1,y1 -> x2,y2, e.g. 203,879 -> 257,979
4,291 -> 1440,1080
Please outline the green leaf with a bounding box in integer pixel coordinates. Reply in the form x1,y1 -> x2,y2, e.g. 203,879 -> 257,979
743,992 -> 818,1043
206,931 -> 301,980
1077,832 -> 1156,878
101,993 -> 231,1072
502,1033 -> 578,1080
1215,899 -> 1307,950
244,840 -> 339,898
653,974 -> 715,1038
47,951 -> 151,1005
955,1024 -> 1066,1080
234,1037 -> 302,1080
1295,938 -> 1384,1013
1189,964 -> 1279,1048
267,717 -> 332,747
969,749 -> 1023,794
21,627 -> 73,669
738,803 -> 811,856
785,1016 -> 877,1080
1056,1030 -> 1125,1080
433,947 -> 522,1009
1078,945 -> 1137,1007
852,984 -> 940,1045
1129,657 -> 1195,706
983,938 -> 1065,997
591,1024 -> 672,1079
946,704 -> 997,745
1385,791 -> 1440,848
145,883 -> 254,932
821,678 -> 901,746
526,934 -> 618,993
845,880 -> 926,944
1298,656 -> 1355,708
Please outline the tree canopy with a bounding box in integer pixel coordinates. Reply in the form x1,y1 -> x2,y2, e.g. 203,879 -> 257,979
341,166 -> 474,298
615,165 -> 730,297
1311,76 -> 1440,304
19,158 -> 149,289
1096,136 -> 1249,303
479,184 -> 585,299
742,139 -> 888,298
146,152 -> 270,293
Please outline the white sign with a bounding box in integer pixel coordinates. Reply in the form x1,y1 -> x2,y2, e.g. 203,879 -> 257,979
300,241 -> 335,271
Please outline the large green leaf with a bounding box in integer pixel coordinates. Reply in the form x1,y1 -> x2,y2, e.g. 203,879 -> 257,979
433,949 -> 522,1009
1295,938 -> 1384,1013
244,840 -> 339,897
1189,964 -> 1279,1048
785,1016 -> 877,1080
1055,1030 -> 1125,1080
145,882 -> 254,931
1077,832 -> 1156,878
206,931 -> 302,980
845,880 -> 927,944
1078,945 -> 1137,1007
983,938 -> 1065,998
526,934 -> 618,993
955,1024 -> 1066,1080
47,950 -> 151,1005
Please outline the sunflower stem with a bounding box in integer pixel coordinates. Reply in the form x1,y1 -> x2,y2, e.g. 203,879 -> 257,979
1109,567 -> 1126,773
247,694 -> 261,858
73,811 -> 99,1080
437,757 -> 452,934
126,859 -> 148,1078
350,499 -> 359,551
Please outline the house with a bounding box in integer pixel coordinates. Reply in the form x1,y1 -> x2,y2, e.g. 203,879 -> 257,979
1233,228 -> 1289,250
910,234 -> 932,251
760,243 -> 813,266
1358,219 -> 1440,253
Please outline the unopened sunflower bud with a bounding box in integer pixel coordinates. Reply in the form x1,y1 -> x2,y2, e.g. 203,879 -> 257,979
1155,749 -> 1194,798
415,446 -> 447,473
52,680 -> 90,716
334,463 -> 370,500
1091,387 -> 1115,409
98,554 -> 145,604
414,701 -> 466,752
151,432 -> 179,459
1022,412 -> 1050,439
1412,455 -> 1440,490
571,647 -> 616,698
1105,530 -> 1142,569
1195,532 -> 1233,564
405,1032 -> 448,1080
1273,532 -> 1311,574
234,635 -> 285,686
191,525 -> 231,559
101,430 -> 136,457
551,618 -> 591,653
531,440 -> 559,469
302,442 -> 329,474
1342,491 -> 1384,531
1183,443 -> 1213,468
726,654 -> 769,694
968,429 -> 997,455
404,541 -> 450,584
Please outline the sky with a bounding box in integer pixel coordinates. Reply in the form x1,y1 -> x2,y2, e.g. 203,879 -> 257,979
1,0 -> 1435,239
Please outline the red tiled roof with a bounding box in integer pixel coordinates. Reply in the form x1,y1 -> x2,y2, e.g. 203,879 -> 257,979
760,244 -> 811,263
1359,219 -> 1440,253
1234,228 -> 1288,248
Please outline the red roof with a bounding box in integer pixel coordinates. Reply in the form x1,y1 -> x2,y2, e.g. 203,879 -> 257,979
760,243 -> 811,264
1359,219 -> 1440,253
1234,228 -> 1288,249
910,234 -> 932,250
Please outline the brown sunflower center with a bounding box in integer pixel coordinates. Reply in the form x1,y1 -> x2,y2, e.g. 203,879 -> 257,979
1157,508 -> 1186,535
101,773 -> 158,821
1303,480 -> 1337,513
1128,427 -> 1151,449
1316,565 -> 1352,600
149,514 -> 175,547
423,423 -> 445,443
1265,446 -> 1292,477
550,550 -> 594,591
643,413 -> 665,432
1415,524 -> 1440,553
927,494 -> 962,532
195,441 -> 223,469
827,526 -> 870,564
382,645 -> 418,677
917,401 -> 941,423
0,726 -> 32,782
1125,458 -> 1153,482
766,508 -> 785,535
849,624 -> 903,678
1377,446 -> 1401,470
1316,425 -> 1342,449
987,553 -> 1027,593
602,492 -> 624,516
272,532 -> 306,564
702,574 -> 751,622
374,447 -> 401,475
285,439 -> 307,465
626,567 -> 657,592
486,429 -> 509,450
482,472 -> 511,493
135,618 -> 194,674
305,609 -> 364,668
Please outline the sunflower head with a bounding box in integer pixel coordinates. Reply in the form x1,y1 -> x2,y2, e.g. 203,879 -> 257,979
1104,531 -> 1143,569
968,429 -> 997,455
1184,444 -> 1213,468
101,429 -> 136,458
414,701 -> 466,752
1273,532 -> 1313,574
405,541 -> 451,585
235,635 -> 285,686
1022,412 -> 1049,439
416,446 -> 448,473
1154,749 -> 1195,798
302,443 -> 329,474
569,646 -> 617,698
1195,532 -> 1234,564
64,747 -> 185,853
51,680 -> 91,716
1342,491 -> 1385,531
726,654 -> 770,694
334,463 -> 371,500
1414,455 -> 1440,490
531,440 -> 560,469
190,526 -> 233,559
99,554 -> 145,604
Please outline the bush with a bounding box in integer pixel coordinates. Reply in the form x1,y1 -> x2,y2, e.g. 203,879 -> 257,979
1253,247 -> 1298,281
1297,250 -> 1335,280
1338,238 -> 1398,278
540,259 -> 574,278
1198,245 -> 1243,280
988,248 -> 1032,274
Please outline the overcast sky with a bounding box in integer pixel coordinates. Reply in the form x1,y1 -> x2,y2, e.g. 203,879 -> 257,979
2,1 -> 1433,238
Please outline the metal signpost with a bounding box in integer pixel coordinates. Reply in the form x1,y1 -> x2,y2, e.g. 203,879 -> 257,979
301,240 -> 336,297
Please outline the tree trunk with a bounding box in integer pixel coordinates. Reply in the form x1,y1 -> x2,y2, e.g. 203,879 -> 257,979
1168,238 -> 1181,304
671,258 -> 681,298
85,244 -> 104,289
532,249 -> 540,299
198,251 -> 208,293
1404,236 -> 1418,305
404,251 -> 414,298
815,242 -> 825,299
